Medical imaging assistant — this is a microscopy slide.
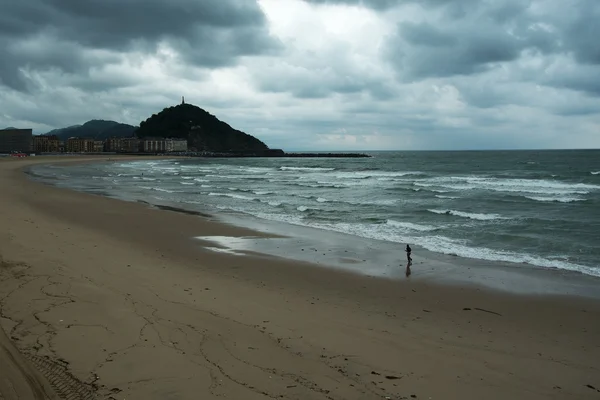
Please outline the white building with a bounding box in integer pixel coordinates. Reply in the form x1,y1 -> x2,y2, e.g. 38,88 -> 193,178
165,138 -> 188,152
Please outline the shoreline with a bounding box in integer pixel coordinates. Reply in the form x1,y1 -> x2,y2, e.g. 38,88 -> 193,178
25,155 -> 600,300
1,156 -> 600,399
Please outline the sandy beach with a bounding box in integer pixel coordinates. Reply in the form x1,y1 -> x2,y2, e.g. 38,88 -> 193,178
1,156 -> 599,400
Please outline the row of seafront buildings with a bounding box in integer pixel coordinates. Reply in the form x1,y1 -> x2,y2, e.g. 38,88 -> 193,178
0,128 -> 187,154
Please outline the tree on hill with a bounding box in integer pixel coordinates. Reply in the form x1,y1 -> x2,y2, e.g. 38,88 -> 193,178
136,104 -> 269,152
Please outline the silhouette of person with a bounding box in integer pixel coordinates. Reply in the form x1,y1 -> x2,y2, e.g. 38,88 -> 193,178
405,261 -> 411,277
405,244 -> 412,263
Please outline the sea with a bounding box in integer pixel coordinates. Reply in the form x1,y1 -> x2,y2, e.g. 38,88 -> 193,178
30,150 -> 600,278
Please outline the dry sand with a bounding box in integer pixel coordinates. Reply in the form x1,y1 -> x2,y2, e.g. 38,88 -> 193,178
1,156 -> 599,400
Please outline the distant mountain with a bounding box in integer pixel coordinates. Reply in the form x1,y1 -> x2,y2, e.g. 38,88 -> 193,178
44,120 -> 137,140
136,103 -> 268,152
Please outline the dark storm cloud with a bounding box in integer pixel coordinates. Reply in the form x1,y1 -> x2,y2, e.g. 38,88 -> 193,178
44,0 -> 273,51
0,37 -> 119,91
392,21 -> 527,78
562,1 -> 600,65
2,0 -> 268,47
381,0 -> 600,99
0,57 -> 28,92
543,66 -> 600,97
0,0 -> 279,91
386,4 -> 560,80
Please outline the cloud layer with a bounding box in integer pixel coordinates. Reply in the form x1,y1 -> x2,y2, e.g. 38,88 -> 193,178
1,0 -> 598,150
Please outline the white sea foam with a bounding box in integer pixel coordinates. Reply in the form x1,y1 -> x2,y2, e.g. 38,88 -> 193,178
239,167 -> 275,173
252,212 -> 305,226
416,186 -> 450,193
386,220 -> 438,231
241,217 -> 599,278
139,187 -> 180,193
291,182 -> 348,189
203,246 -> 243,256
280,166 -> 335,172
414,176 -> 599,195
180,182 -> 194,185
154,187 -> 180,193
416,237 -> 600,278
316,181 -> 349,188
254,190 -> 274,195
207,174 -> 267,180
591,171 -> 600,175
428,209 -> 508,220
435,195 -> 459,199
208,192 -> 255,201
346,198 -> 397,206
316,197 -> 329,203
334,171 -> 423,179
297,206 -> 321,212
313,181 -> 365,188
525,195 -> 585,203
193,178 -> 209,183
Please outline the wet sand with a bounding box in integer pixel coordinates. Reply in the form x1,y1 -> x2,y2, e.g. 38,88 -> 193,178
1,156 -> 600,399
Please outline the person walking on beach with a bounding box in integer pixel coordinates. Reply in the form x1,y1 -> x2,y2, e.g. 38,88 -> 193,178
405,244 -> 413,277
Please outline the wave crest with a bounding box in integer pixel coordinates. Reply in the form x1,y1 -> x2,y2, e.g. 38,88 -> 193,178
280,166 -> 335,172
428,209 -> 508,221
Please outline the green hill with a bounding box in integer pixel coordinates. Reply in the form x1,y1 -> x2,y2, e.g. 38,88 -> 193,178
45,120 -> 136,140
136,104 -> 268,152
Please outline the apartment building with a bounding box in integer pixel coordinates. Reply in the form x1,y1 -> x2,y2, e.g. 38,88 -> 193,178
32,135 -> 60,152
66,137 -> 94,152
0,128 -> 32,153
93,140 -> 104,152
121,137 -> 140,153
72,136 -> 188,154
165,138 -> 188,152
140,138 -> 166,153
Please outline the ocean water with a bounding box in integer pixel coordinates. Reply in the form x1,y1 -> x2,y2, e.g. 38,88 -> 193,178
30,150 -> 600,277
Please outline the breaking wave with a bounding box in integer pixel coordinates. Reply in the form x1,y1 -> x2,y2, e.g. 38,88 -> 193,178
414,176 -> 599,195
428,209 -> 509,221
208,192 -> 255,201
525,195 -> 585,203
386,220 -> 438,231
280,166 -> 335,172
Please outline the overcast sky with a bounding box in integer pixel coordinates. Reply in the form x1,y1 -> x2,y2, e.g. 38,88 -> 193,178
1,0 -> 598,150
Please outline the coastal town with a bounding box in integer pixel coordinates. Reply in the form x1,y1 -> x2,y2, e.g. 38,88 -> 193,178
0,127 -> 188,155
0,127 -> 370,158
